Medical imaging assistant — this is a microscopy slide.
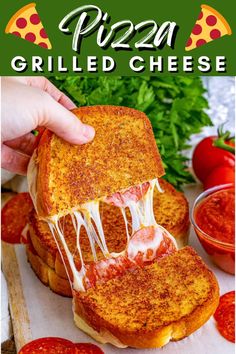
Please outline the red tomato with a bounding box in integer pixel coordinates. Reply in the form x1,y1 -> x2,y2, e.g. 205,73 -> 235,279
203,166 -> 235,190
1,193 -> 33,244
192,136 -> 235,182
18,337 -> 75,353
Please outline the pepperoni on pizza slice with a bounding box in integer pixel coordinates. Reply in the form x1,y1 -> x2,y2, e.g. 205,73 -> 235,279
185,4 -> 232,51
5,2 -> 52,49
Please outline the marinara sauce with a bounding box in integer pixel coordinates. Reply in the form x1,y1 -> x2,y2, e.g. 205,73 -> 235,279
194,187 -> 235,274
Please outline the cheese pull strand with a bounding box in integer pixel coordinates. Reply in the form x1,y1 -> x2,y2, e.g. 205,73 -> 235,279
49,219 -> 85,292
71,212 -> 86,273
46,178 -> 177,292
120,178 -> 157,236
82,201 -> 110,257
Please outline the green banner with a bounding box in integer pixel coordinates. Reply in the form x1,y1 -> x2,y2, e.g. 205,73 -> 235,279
0,0 -> 235,75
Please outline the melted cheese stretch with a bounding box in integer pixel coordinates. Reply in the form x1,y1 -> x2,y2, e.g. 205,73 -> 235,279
47,178 -> 177,292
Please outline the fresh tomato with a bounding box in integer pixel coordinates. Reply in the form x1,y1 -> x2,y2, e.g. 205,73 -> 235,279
203,166 -> 235,190
192,136 -> 235,183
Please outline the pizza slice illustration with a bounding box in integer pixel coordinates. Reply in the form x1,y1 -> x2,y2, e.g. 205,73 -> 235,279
185,4 -> 232,51
5,2 -> 52,49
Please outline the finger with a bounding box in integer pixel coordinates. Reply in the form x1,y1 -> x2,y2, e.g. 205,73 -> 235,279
4,133 -> 37,155
42,96 -> 95,144
26,77 -> 76,110
1,144 -> 30,175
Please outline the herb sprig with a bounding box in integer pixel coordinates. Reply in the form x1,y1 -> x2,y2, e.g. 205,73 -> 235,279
49,76 -> 212,189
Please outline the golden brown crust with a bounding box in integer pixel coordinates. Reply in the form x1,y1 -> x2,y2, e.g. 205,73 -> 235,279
74,247 -> 219,348
26,240 -> 219,353
155,179 -> 190,245
34,106 -> 164,218
36,131 -> 53,217
29,223 -> 56,270
26,244 -> 72,297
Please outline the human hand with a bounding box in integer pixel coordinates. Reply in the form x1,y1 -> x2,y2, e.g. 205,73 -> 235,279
1,76 -> 95,175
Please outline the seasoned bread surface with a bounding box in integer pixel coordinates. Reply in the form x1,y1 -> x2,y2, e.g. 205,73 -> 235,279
34,106 -> 164,217
74,247 -> 219,348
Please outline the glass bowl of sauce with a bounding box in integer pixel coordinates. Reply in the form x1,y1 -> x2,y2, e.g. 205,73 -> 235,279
191,184 -> 235,274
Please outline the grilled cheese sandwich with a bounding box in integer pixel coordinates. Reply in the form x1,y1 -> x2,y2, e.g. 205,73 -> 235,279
27,105 -> 219,348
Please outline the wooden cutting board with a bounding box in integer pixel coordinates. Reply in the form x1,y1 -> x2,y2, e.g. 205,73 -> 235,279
2,242 -> 32,353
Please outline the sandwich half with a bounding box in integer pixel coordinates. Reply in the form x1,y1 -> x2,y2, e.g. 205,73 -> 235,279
28,106 -> 164,219
73,247 -> 219,348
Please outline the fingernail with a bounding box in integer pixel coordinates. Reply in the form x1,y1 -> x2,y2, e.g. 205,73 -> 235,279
82,124 -> 95,141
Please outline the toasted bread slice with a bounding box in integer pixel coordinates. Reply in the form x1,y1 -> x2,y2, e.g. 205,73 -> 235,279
154,179 -> 189,246
28,179 -> 189,282
26,242 -> 72,297
73,246 -> 219,348
28,106 -> 164,218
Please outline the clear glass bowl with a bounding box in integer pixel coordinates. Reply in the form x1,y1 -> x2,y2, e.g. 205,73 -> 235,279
191,184 -> 235,274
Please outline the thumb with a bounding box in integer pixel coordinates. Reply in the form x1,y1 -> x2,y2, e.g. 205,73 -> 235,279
41,95 -> 95,144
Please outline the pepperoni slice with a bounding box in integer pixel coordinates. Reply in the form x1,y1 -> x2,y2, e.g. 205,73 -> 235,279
105,182 -> 150,207
192,24 -> 202,35
127,226 -> 176,266
155,233 -> 177,260
30,14 -> 40,25
16,17 -> 27,29
196,39 -> 206,47
25,32 -> 36,42
40,28 -> 48,38
12,31 -> 21,37
18,337 -> 76,353
186,37 -> 192,47
1,193 -> 33,244
84,225 -> 176,289
210,29 -> 221,39
206,15 -> 217,26
217,304 -> 235,343
38,42 -> 48,49
214,291 -> 235,322
74,343 -> 104,353
198,11 -> 203,20
84,255 -> 135,289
